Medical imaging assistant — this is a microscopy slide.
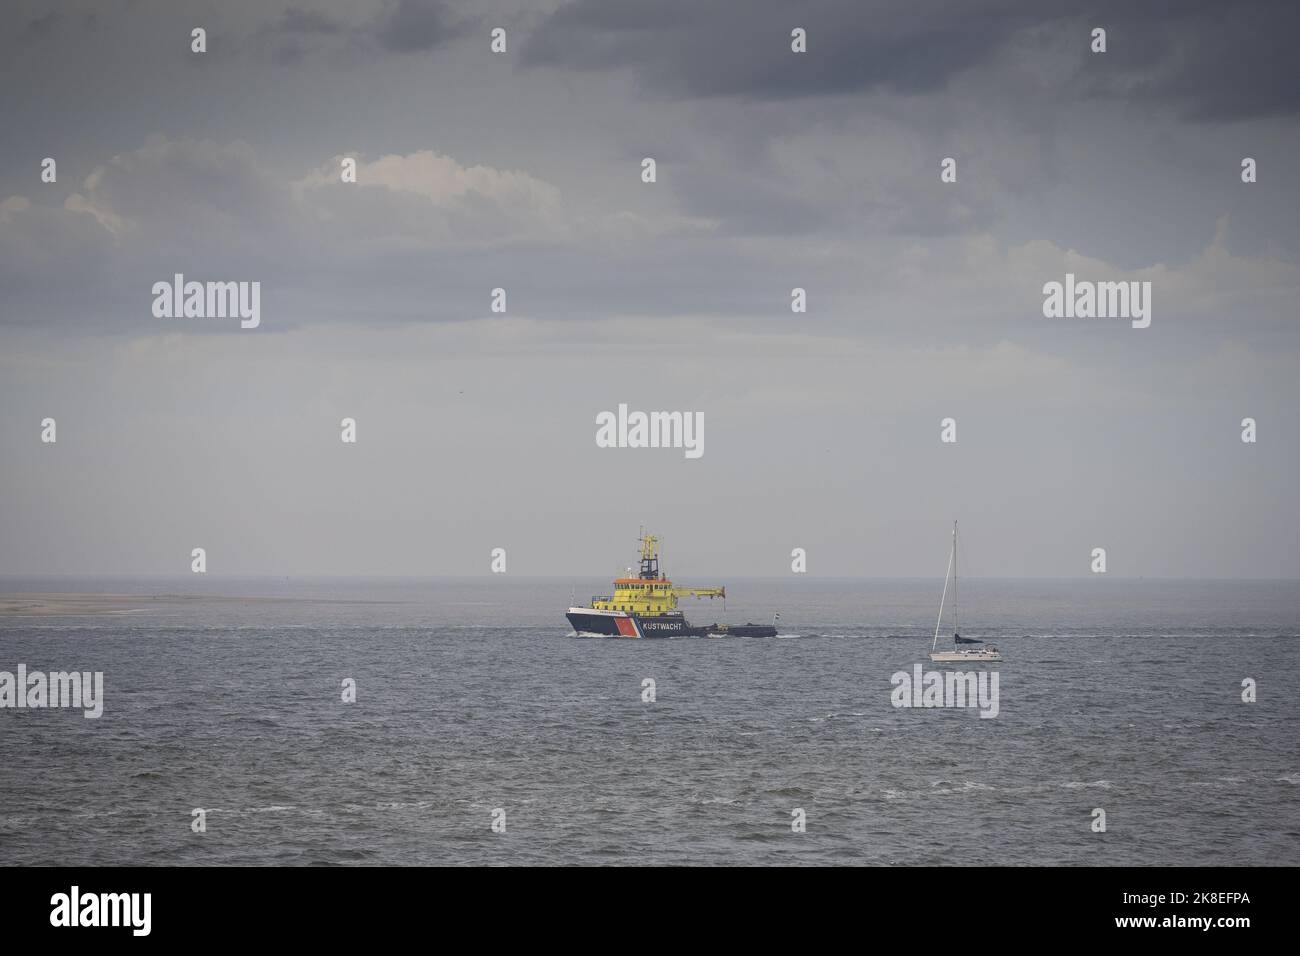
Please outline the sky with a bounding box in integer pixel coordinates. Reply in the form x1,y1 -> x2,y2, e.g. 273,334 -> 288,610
1,0 -> 1298,579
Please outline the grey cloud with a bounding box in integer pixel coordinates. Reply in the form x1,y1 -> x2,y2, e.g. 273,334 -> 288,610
245,1 -> 470,63
0,133 -> 972,332
2,129 -> 1289,349
0,138 -> 579,330
521,0 -> 1300,120
1083,1 -> 1300,121
261,6 -> 345,62
275,7 -> 345,36
659,121 -> 1005,240
372,0 -> 466,54
522,0 -> 1028,99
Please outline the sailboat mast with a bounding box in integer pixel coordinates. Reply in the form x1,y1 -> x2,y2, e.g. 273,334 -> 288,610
953,520 -> 958,637
932,541 -> 953,653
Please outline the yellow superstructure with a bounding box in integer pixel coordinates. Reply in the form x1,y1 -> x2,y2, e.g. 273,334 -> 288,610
590,532 -> 725,616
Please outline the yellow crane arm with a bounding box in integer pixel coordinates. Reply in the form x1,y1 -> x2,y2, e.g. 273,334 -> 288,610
670,586 -> 726,600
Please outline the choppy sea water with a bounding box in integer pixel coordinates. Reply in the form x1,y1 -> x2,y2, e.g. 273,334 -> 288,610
1,577 -> 1297,866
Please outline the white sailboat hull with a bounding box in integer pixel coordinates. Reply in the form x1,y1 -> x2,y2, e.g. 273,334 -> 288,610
930,649 -> 1001,663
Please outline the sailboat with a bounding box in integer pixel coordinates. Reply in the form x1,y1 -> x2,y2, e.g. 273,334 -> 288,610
929,521 -> 1001,663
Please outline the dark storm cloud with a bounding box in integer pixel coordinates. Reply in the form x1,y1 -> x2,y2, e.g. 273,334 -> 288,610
521,0 -> 1030,99
249,1 -> 469,63
261,7 -> 348,65
522,0 -> 1300,119
1085,0 -> 1300,122
372,0 -> 464,53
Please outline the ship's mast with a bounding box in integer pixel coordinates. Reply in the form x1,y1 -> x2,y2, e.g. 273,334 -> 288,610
637,529 -> 660,580
932,529 -> 954,654
953,520 -> 958,637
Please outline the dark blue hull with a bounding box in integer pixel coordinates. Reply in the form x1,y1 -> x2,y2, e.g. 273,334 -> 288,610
565,610 -> 776,638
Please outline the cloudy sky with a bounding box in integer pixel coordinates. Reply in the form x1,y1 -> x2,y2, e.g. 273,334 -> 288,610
1,0 -> 1298,578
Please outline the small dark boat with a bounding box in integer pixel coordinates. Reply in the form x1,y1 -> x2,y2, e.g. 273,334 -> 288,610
689,622 -> 778,638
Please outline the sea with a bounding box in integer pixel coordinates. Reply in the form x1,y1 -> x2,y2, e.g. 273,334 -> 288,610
1,576 -> 1297,866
